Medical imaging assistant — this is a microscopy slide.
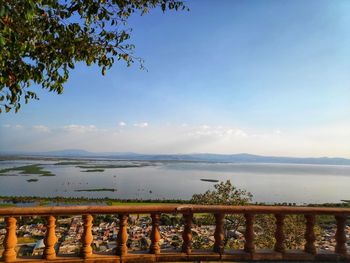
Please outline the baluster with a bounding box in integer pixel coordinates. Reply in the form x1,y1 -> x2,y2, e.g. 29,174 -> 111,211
182,213 -> 193,254
213,213 -> 225,254
335,216 -> 347,255
2,217 -> 17,262
244,213 -> 255,253
274,214 -> 285,253
304,214 -> 316,254
116,214 -> 128,256
150,213 -> 161,254
43,215 -> 57,260
81,214 -> 93,258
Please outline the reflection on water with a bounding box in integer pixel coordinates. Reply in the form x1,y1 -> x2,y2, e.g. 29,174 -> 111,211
0,159 -> 349,204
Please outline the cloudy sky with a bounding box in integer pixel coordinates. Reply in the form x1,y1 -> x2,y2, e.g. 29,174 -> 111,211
1,0 -> 350,157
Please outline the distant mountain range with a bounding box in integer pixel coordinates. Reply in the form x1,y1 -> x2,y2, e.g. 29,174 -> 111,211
1,149 -> 350,165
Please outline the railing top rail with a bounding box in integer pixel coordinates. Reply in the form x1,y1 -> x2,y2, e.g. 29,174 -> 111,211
0,204 -> 349,216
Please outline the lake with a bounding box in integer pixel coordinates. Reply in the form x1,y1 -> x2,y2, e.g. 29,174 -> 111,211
0,158 -> 349,204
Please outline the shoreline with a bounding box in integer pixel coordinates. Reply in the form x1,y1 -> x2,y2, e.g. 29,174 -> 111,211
0,195 -> 349,208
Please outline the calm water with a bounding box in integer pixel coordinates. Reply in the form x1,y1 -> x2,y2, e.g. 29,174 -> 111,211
0,159 -> 349,204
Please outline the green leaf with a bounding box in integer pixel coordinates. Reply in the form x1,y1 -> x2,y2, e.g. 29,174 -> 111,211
68,62 -> 75,69
0,35 -> 5,46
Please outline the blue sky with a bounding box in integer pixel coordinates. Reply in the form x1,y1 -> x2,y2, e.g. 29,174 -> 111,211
1,0 -> 350,157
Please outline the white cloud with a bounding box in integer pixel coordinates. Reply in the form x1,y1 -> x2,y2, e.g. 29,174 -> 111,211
118,121 -> 127,127
32,125 -> 51,133
14,125 -> 23,129
188,126 -> 248,138
1,122 -> 349,158
2,124 -> 23,129
62,124 -> 97,133
133,122 -> 149,128
226,129 -> 247,137
274,129 -> 282,135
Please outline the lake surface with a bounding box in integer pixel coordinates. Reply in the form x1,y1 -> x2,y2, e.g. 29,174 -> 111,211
0,159 -> 349,204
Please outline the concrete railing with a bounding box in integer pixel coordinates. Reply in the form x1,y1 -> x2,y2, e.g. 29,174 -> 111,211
0,205 -> 349,262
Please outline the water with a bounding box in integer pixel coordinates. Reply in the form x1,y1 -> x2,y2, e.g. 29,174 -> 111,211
0,159 -> 349,204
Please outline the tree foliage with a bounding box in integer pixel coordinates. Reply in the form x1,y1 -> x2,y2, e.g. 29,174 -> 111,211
0,0 -> 187,113
254,214 -> 321,250
191,180 -> 252,249
190,180 -> 321,250
191,180 -> 253,206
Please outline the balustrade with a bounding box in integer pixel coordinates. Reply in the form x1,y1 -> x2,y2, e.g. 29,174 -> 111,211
2,217 -> 16,262
116,214 -> 128,256
150,213 -> 161,254
43,215 -> 57,260
335,215 -> 347,255
274,214 -> 285,253
213,213 -> 225,253
304,214 -> 316,254
244,213 -> 255,253
81,214 -> 93,258
0,205 -> 349,262
181,213 -> 193,254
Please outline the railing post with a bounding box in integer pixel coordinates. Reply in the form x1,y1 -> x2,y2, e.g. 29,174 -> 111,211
150,213 -> 161,254
81,214 -> 93,258
116,214 -> 128,256
43,215 -> 57,260
244,213 -> 255,253
304,214 -> 316,254
274,214 -> 285,253
2,217 -> 17,262
181,213 -> 193,254
335,215 -> 347,255
213,213 -> 225,254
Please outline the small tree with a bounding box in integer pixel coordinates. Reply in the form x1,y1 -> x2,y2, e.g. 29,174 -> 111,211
191,180 -> 253,206
190,180 -> 321,250
191,180 -> 252,248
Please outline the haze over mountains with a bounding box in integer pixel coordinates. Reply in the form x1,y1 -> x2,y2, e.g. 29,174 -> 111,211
1,149 -> 350,165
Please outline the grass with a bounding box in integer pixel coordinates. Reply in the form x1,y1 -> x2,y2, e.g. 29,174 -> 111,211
75,188 -> 117,192
38,200 -> 49,206
0,196 -> 189,207
0,203 -> 16,207
200,179 -> 219,182
0,164 -> 55,176
106,201 -> 178,206
81,169 -> 105,172
77,164 -> 151,169
26,178 -> 39,182
54,161 -> 87,165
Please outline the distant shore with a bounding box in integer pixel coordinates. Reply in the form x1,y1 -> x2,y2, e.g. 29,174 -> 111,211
0,195 -> 349,208
1,152 -> 350,166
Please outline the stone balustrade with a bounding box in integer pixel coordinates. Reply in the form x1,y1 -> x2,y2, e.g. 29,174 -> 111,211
0,205 -> 349,262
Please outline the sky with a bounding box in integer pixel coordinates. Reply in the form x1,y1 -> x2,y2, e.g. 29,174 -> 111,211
1,0 -> 350,157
